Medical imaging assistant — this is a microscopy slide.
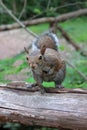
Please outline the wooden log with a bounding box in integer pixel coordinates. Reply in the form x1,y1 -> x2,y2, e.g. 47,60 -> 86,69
0,81 -> 87,130
0,8 -> 87,31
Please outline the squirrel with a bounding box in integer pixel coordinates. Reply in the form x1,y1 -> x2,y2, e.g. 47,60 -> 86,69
24,33 -> 66,93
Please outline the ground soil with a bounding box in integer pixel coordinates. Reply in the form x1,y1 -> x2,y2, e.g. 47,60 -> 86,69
0,29 -> 34,59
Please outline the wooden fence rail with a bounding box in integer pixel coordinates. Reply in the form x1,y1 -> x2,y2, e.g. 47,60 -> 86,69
0,81 -> 87,130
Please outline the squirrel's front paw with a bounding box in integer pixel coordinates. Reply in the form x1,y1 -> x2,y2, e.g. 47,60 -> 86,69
40,88 -> 46,94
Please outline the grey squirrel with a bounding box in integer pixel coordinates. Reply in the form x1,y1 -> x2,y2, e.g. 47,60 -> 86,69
24,33 -> 66,93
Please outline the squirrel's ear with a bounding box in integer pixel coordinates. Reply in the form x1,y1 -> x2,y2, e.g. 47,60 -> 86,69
41,45 -> 46,55
24,47 -> 29,54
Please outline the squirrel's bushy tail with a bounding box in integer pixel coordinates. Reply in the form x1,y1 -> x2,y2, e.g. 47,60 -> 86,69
32,32 -> 59,51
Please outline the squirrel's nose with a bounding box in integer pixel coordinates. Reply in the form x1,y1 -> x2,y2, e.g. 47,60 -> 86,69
30,64 -> 36,69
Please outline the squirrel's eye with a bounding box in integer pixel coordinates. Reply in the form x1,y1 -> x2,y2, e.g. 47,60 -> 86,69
39,55 -> 42,60
26,57 -> 29,60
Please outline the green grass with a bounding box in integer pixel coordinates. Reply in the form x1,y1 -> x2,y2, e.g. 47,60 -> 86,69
29,23 -> 49,35
63,64 -> 87,89
0,54 -> 27,83
60,17 -> 87,45
0,17 -> 87,89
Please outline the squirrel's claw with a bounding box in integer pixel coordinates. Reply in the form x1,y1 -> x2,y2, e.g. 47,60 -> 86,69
40,87 -> 45,94
26,83 -> 37,88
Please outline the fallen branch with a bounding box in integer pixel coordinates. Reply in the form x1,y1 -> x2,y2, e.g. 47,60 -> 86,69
57,25 -> 80,51
57,25 -> 87,56
1,8 -> 87,31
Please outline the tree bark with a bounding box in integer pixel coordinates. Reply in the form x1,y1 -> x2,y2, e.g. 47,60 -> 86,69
0,8 -> 87,31
12,0 -> 17,14
0,81 -> 87,130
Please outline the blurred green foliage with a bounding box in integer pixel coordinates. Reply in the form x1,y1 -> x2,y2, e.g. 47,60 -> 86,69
2,123 -> 58,130
0,0 -> 87,24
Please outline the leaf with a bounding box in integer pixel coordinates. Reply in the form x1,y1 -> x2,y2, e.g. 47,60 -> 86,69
34,8 -> 41,14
